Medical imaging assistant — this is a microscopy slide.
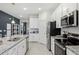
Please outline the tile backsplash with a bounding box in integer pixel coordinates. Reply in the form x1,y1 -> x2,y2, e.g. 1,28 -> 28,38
61,26 -> 79,34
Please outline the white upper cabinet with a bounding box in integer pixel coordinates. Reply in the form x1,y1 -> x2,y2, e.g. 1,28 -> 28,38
51,10 -> 56,21
77,3 -> 79,10
51,3 -> 78,28
55,5 -> 63,28
51,4 -> 62,28
62,3 -> 77,16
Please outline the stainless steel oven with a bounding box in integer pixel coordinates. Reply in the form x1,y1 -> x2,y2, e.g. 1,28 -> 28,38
55,40 -> 66,55
54,38 -> 74,55
54,36 -> 79,55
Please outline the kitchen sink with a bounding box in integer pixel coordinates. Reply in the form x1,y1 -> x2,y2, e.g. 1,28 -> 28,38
8,37 -> 20,42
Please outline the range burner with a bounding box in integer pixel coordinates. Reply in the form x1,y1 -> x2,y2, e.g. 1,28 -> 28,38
55,38 -> 79,46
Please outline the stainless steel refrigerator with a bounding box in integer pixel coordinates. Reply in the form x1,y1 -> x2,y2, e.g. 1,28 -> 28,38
47,21 -> 61,51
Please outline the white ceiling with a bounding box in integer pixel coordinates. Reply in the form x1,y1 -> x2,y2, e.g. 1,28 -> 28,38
0,3 -> 59,20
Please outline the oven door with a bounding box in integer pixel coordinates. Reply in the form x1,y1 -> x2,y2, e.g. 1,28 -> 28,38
55,42 -> 66,55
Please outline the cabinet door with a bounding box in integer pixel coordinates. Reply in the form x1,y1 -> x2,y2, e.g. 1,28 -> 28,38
67,48 -> 76,55
2,51 -> 9,55
9,46 -> 17,55
77,3 -> 79,11
17,39 -> 26,55
62,3 -> 77,16
2,46 -> 17,55
51,4 -> 62,28
51,11 -> 56,21
55,5 -> 62,28
22,39 -> 26,54
17,41 -> 23,55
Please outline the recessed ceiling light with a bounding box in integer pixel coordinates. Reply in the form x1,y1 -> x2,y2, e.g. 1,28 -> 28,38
38,8 -> 42,10
20,15 -> 22,17
24,8 -> 27,10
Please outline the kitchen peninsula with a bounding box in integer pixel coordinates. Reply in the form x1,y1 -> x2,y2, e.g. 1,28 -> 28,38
0,35 -> 29,55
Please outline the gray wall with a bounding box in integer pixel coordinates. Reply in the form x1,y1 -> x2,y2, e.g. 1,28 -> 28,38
0,10 -> 20,37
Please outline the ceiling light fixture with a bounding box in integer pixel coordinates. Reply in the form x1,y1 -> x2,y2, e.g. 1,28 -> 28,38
11,20 -> 15,24
24,8 -> 27,10
11,18 -> 15,24
38,8 -> 42,10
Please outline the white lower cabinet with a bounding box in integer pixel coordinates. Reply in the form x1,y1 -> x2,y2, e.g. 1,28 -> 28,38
2,46 -> 17,55
2,39 -> 27,55
8,46 -> 17,55
17,39 -> 26,55
2,51 -> 9,55
17,43 -> 24,55
67,48 -> 76,55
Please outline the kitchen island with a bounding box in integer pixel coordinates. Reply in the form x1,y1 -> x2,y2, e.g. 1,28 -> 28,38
0,35 -> 29,55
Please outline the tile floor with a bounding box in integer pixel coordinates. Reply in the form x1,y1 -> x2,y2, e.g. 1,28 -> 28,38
26,42 -> 52,55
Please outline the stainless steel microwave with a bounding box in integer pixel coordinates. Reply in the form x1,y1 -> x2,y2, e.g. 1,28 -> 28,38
68,10 -> 78,26
61,10 -> 78,28
61,15 -> 68,27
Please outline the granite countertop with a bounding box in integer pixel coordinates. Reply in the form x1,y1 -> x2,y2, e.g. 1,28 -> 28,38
67,35 -> 79,39
66,46 -> 79,55
0,35 -> 29,55
51,35 -> 67,39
